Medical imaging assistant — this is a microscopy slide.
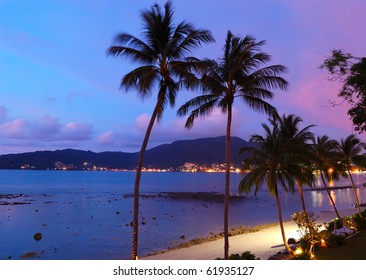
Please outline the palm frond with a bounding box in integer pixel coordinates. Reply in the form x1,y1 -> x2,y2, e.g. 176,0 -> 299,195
240,95 -> 278,117
182,98 -> 218,129
177,94 -> 218,117
121,66 -> 158,94
171,26 -> 214,59
239,167 -> 267,195
107,45 -> 155,65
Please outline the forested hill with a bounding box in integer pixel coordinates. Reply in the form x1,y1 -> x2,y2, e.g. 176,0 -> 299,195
0,136 -> 255,170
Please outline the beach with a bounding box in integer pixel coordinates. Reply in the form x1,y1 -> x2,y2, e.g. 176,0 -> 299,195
1,170 -> 365,260
142,208 -> 363,260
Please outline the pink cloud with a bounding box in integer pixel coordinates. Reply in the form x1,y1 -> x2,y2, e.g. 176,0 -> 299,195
1,119 -> 27,139
33,116 -> 62,138
134,113 -> 150,131
0,115 -> 93,142
61,122 -> 94,140
97,131 -> 116,145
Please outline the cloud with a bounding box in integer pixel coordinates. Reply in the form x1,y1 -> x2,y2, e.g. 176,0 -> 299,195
60,122 -> 94,140
112,107 -> 248,152
0,115 -> 93,142
97,131 -> 116,145
1,119 -> 27,139
134,113 -> 151,131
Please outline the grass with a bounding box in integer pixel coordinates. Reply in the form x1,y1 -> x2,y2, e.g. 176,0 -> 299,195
316,229 -> 366,260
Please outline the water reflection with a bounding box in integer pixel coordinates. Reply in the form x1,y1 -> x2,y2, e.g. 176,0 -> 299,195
330,190 -> 336,206
311,191 -> 324,208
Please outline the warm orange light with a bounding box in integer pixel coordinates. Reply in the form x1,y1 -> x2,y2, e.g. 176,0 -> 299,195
294,247 -> 303,255
320,239 -> 327,247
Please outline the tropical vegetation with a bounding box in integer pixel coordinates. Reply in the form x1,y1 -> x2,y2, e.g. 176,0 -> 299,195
239,116 -> 306,254
310,135 -> 345,220
320,49 -> 366,133
275,114 -> 315,225
107,1 -> 366,261
336,134 -> 366,217
107,0 -> 214,259
178,31 -> 288,259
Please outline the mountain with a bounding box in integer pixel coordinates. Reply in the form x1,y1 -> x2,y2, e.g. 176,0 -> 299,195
0,136 -> 255,170
143,136 -> 254,169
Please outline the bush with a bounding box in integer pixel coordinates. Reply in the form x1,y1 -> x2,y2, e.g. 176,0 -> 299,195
326,218 -> 343,231
290,251 -> 313,260
353,213 -> 366,229
292,211 -> 323,252
327,233 -> 346,247
216,251 -> 258,260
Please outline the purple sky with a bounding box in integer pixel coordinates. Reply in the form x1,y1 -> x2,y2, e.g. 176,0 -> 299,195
1,0 -> 365,154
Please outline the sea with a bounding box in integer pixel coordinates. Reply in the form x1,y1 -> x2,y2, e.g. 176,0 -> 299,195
0,170 -> 365,260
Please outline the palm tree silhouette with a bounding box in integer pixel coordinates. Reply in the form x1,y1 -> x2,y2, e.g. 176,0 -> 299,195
275,114 -> 315,224
311,135 -> 345,220
336,134 -> 366,217
107,1 -> 214,259
178,33 -> 288,258
239,120 -> 308,254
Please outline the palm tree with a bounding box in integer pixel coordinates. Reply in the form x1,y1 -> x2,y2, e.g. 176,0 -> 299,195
178,31 -> 288,259
239,121 -> 306,254
310,135 -> 345,220
336,134 -> 366,217
107,1 -> 214,259
275,114 -> 315,223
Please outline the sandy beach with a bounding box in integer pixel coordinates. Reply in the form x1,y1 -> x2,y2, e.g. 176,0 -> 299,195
142,208 -> 362,260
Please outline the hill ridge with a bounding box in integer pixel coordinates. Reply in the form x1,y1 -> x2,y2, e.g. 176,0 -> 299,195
0,136 -> 254,170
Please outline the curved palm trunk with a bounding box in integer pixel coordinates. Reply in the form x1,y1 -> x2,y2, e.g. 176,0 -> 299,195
224,104 -> 232,260
131,100 -> 161,260
274,184 -> 293,254
320,172 -> 341,220
296,180 -> 310,226
347,168 -> 362,217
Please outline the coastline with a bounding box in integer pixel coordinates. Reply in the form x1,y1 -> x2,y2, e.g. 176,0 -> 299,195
142,208 -> 363,260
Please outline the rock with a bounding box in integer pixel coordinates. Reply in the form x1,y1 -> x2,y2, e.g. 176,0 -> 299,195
287,237 -> 297,244
33,232 -> 42,241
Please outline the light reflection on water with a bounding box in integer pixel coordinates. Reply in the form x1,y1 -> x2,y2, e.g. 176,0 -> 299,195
0,170 -> 365,260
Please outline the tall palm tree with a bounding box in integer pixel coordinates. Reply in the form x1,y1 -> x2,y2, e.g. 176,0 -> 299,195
178,31 -> 288,259
275,114 -> 315,223
239,121 -> 306,254
336,134 -> 366,217
107,1 -> 214,259
310,135 -> 345,220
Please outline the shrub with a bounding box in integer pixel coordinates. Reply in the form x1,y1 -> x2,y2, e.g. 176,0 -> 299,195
327,233 -> 346,247
216,251 -> 258,260
292,211 -> 322,252
290,251 -> 313,260
326,218 -> 343,231
353,213 -> 366,229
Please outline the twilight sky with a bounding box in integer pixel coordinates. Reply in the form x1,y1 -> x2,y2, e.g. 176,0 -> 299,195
1,0 -> 365,154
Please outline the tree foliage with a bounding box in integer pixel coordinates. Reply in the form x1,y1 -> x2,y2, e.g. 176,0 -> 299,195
107,0 -> 213,259
320,49 -> 366,133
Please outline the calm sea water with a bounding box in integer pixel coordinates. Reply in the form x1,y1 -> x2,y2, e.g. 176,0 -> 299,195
0,170 -> 365,260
